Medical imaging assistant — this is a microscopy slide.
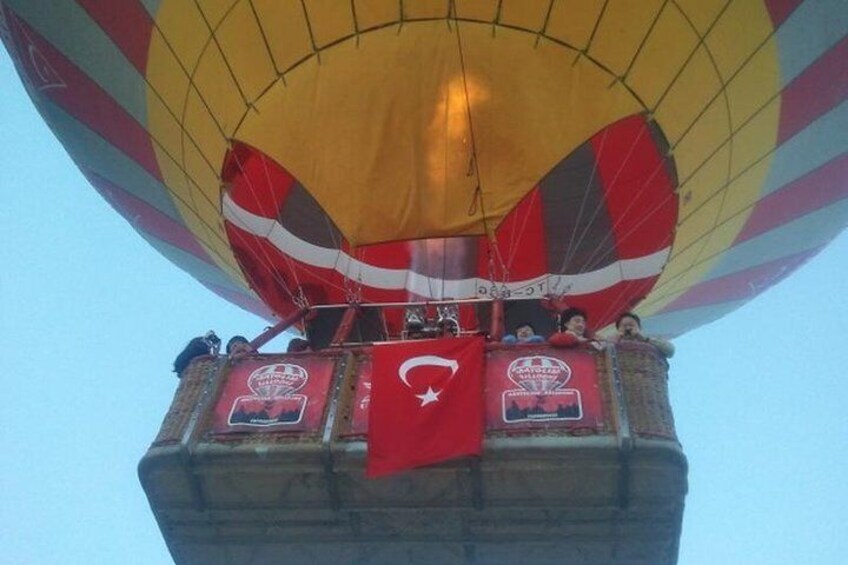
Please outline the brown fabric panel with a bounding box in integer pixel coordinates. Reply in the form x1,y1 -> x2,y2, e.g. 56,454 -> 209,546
538,142 -> 618,275
278,182 -> 343,248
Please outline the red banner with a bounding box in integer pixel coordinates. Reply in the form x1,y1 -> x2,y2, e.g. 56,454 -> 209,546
367,337 -> 485,478
485,348 -> 604,431
348,357 -> 372,436
212,356 -> 335,434
349,347 -> 606,436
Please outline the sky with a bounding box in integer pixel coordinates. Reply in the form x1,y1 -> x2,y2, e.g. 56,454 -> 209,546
1,48 -> 847,565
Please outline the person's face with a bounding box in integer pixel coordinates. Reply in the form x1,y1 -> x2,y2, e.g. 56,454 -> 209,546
515,325 -> 535,340
229,341 -> 254,357
618,316 -> 640,337
565,315 -> 586,336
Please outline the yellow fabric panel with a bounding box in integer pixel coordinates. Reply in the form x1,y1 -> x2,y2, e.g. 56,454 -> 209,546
144,93 -> 186,174
145,29 -> 191,119
637,286 -> 687,316
235,21 -> 639,246
719,158 -> 771,221
724,37 -> 780,128
154,1 -> 209,76
195,0 -> 237,30
546,0 -> 605,49
302,0 -> 356,48
729,98 -> 779,178
498,0 -> 550,32
182,91 -> 227,175
352,0 -> 401,30
672,98 -> 730,187
671,195 -> 723,260
643,241 -> 710,312
182,133 -> 222,205
191,46 -> 247,134
674,0 -> 728,37
655,199 -> 748,302
403,0 -> 450,20
252,0 -> 313,72
588,0 -> 663,77
454,0 -> 499,22
627,5 -> 699,109
149,141 -> 236,276
705,0 -> 773,81
653,46 -> 721,144
469,29 -> 641,227
694,213 -> 749,265
214,1 -> 278,102
677,145 -> 731,223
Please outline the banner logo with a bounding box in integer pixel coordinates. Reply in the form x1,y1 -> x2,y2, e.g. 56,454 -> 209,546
502,356 -> 583,423
228,363 -> 309,426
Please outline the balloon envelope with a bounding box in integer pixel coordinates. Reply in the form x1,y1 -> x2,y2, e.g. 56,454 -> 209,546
2,0 -> 846,335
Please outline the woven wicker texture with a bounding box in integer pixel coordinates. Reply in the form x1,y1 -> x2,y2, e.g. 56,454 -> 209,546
152,356 -> 218,446
616,342 -> 677,441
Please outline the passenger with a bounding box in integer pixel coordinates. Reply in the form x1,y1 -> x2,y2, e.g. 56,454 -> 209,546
173,331 -> 220,376
548,308 -> 603,350
612,312 -> 675,358
502,322 -> 545,344
287,337 -> 312,353
226,335 -> 255,359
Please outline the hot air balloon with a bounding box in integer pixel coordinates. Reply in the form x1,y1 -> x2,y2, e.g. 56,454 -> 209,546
2,0 -> 845,563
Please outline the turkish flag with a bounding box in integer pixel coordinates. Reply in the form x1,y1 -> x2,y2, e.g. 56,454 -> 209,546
367,336 -> 485,478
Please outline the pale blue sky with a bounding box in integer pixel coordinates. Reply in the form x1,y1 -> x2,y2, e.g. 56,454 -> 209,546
1,49 -> 847,565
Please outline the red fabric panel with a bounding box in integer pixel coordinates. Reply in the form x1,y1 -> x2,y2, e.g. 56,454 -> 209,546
489,186 -> 548,281
76,0 -> 154,73
367,337 -> 484,477
85,169 -> 212,261
357,240 -> 412,270
540,276 -> 658,331
225,221 -> 343,311
764,0 -> 804,27
660,248 -> 821,312
778,35 -> 848,144
735,153 -> 848,244
591,115 -> 677,259
223,142 -> 297,218
5,12 -> 161,179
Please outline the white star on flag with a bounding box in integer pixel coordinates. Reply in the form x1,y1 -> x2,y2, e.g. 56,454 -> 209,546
415,386 -> 441,406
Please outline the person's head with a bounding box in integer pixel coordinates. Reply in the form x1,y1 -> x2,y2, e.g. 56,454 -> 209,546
173,337 -> 212,375
514,323 -> 536,341
560,307 -> 588,336
226,335 -> 254,357
287,337 -> 311,353
616,312 -> 641,337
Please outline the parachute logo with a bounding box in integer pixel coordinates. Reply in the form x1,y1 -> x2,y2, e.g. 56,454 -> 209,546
228,363 -> 310,427
503,355 -> 582,424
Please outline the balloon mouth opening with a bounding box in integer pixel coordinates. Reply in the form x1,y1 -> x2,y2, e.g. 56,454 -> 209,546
219,113 -> 678,337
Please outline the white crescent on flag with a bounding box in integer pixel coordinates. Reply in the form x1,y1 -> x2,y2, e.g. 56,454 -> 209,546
397,355 -> 460,406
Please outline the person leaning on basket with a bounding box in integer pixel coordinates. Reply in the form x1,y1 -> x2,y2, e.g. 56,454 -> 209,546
548,307 -> 604,351
610,312 -> 675,358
